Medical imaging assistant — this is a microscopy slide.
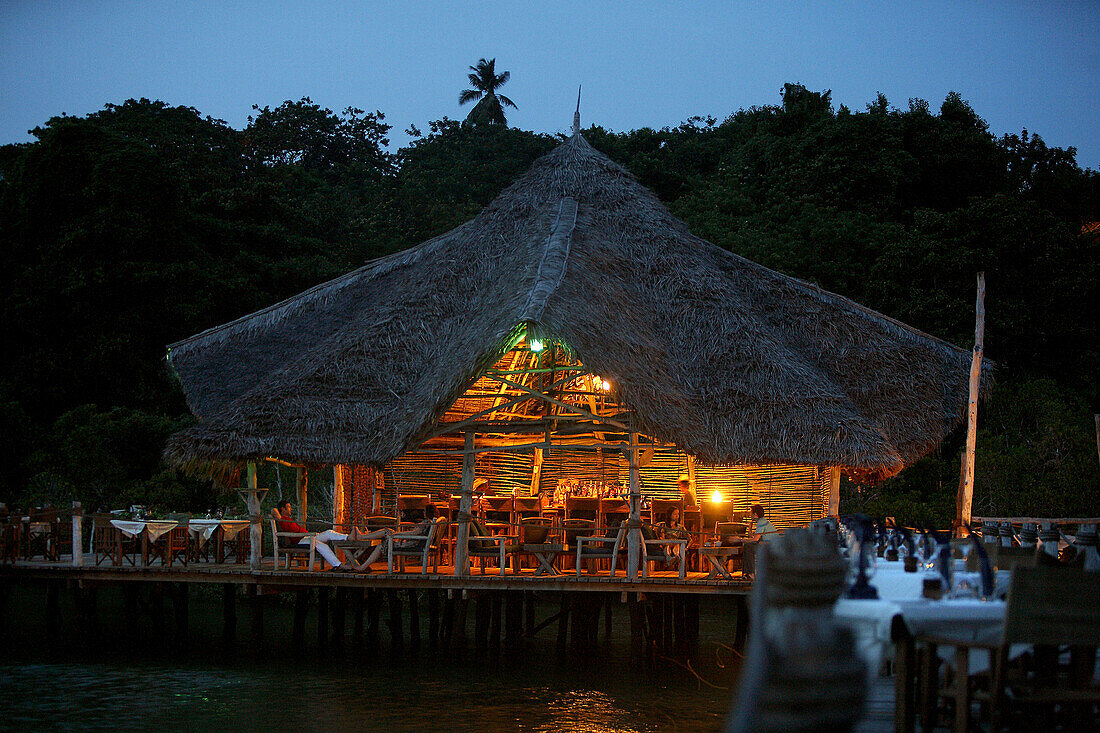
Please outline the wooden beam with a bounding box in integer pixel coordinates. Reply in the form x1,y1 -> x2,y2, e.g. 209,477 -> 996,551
454,432 -> 475,577
955,272 -> 985,537
427,393 -> 536,438
482,373 -> 631,431
626,433 -> 641,581
295,467 -> 307,523
333,465 -> 347,532
530,447 -> 544,495
828,467 -> 841,518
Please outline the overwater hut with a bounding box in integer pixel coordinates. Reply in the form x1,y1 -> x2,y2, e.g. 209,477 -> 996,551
164,129 -> 979,572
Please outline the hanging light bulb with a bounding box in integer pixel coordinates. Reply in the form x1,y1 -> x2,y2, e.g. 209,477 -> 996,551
711,490 -> 723,503
530,339 -> 544,352
601,379 -> 611,391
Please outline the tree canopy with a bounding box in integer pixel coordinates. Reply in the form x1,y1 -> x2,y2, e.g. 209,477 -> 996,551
0,86 -> 1095,522
459,58 -> 518,127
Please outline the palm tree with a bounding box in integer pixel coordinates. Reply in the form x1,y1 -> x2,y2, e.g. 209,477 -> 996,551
459,58 -> 517,126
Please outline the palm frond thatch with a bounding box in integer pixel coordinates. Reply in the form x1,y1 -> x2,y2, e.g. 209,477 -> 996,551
164,133 -> 986,480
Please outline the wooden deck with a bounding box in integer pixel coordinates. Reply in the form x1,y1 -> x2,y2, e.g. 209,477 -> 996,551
2,556 -> 753,595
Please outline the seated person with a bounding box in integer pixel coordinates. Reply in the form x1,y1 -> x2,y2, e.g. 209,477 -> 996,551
750,504 -> 778,542
271,499 -> 353,572
678,476 -> 698,507
394,504 -> 437,552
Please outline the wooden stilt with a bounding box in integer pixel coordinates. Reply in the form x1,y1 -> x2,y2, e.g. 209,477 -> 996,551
407,589 -> 420,653
249,585 -> 263,654
662,596 -> 674,652
428,589 -> 440,649
222,584 -> 236,648
172,583 -> 189,650
386,589 -> 403,652
46,581 -> 61,640
441,594 -> 455,650
489,592 -> 502,651
123,583 -> 140,646
628,596 -> 645,659
317,586 -> 329,653
556,593 -> 569,648
524,591 -> 535,636
604,594 -> 613,641
331,588 -> 346,652
352,589 -> 364,648
292,589 -> 308,653
733,594 -> 749,649
454,596 -> 469,653
150,583 -> 165,641
474,593 -> 490,651
366,588 -> 381,650
504,591 -> 522,648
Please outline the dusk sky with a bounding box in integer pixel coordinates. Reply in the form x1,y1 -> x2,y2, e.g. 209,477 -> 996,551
2,1 -> 1097,168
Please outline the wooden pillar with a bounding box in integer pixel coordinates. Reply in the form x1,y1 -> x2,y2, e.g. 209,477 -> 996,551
71,501 -> 83,567
172,583 -> 189,649
530,447 -> 544,495
955,272 -> 986,536
333,465 -> 347,533
474,593 -> 491,651
524,591 -> 535,636
46,581 -> 61,640
504,591 -> 522,648
249,585 -> 263,654
828,467 -> 841,518
332,588 -> 346,652
489,592 -> 503,650
295,467 -> 308,523
292,589 -> 309,652
628,596 -> 646,659
386,589 -> 403,652
407,589 -> 420,652
626,433 -> 641,580
686,454 -> 697,496
428,589 -> 441,649
317,586 -> 329,652
441,594 -> 455,650
245,463 -> 263,570
556,593 -> 569,648
123,584 -> 140,645
366,589 -> 381,650
454,431 -> 475,576
222,584 -> 237,648
150,582 -> 165,640
352,589 -> 364,647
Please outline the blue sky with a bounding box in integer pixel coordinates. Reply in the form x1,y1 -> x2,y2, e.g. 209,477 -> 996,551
1,1 -> 1097,168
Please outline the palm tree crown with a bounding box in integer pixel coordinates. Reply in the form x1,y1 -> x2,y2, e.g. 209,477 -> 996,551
459,58 -> 517,126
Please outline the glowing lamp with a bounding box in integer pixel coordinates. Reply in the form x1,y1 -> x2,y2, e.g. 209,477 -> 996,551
601,379 -> 611,391
530,339 -> 544,352
710,490 -> 723,502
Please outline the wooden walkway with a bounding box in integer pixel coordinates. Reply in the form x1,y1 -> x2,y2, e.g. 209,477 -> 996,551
2,556 -> 753,595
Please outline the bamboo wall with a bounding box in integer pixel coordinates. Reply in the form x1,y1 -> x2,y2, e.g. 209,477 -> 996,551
346,445 -> 830,529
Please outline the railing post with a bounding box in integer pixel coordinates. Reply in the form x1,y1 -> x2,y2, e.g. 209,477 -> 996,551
71,501 -> 83,567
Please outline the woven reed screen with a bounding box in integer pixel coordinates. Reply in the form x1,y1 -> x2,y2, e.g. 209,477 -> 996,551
375,446 -> 830,529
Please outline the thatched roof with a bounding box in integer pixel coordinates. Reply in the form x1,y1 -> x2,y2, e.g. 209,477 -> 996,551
165,132 -> 984,479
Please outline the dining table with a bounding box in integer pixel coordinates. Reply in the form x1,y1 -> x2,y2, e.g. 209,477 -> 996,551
833,559 -> 1010,732
109,519 -> 179,565
188,518 -> 252,563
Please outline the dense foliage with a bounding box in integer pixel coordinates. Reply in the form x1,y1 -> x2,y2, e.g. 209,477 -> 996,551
0,86 -> 1096,522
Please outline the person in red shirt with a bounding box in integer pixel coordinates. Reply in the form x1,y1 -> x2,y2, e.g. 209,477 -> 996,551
272,499 -> 354,571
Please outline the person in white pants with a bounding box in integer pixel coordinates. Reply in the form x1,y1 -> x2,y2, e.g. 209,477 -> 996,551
273,499 -> 351,571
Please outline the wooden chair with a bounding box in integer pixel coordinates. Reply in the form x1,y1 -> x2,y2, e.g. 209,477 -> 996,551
467,518 -> 521,575
966,544 -> 1038,573
24,509 -> 56,560
270,516 -> 318,570
512,497 -> 542,525
640,523 -> 687,579
565,496 -> 599,523
561,518 -> 595,569
92,514 -> 140,566
218,525 -> 249,564
150,516 -> 189,567
0,518 -> 20,563
387,517 -> 446,573
599,498 -> 629,531
650,498 -> 685,525
482,495 -> 513,524
575,523 -> 626,577
919,566 -> 1100,732
515,517 -> 555,571
397,495 -> 431,522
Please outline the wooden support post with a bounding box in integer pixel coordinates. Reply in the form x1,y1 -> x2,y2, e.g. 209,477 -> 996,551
386,589 -> 403,652
245,464 -> 263,570
427,589 -> 440,649
46,581 -> 61,642
827,467 -> 841,518
332,588 -> 346,652
474,593 -> 490,652
489,592 -> 502,651
441,594 -> 455,651
150,583 -> 165,641
626,433 -> 642,580
955,272 -> 986,536
407,589 -> 420,653
173,583 -> 189,649
686,595 -> 700,656
222,584 -> 237,648
628,596 -> 646,659
71,501 -> 83,567
524,591 -> 535,636
454,596 -> 469,653
529,447 -> 544,494
686,455 -> 697,497
556,593 -> 569,648
366,589 -> 381,650
295,467 -> 308,523
123,584 -> 140,646
332,465 -> 347,533
352,589 -> 364,648
317,586 -> 329,653
505,591 -> 522,648
292,589 -> 308,653
733,594 -> 749,649
454,431 -> 475,576
247,585 -> 263,655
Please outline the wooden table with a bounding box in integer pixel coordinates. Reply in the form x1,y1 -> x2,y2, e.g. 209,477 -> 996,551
698,545 -> 740,580
331,539 -> 383,571
523,543 -> 563,576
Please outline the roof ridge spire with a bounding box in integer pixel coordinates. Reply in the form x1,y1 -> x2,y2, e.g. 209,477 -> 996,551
572,85 -> 581,135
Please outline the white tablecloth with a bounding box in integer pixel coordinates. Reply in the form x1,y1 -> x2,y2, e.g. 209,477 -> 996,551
834,563 -> 1009,680
187,519 -> 250,543
109,519 -> 178,541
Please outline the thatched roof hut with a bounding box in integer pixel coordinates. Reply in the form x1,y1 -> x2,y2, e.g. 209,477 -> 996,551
165,132 -> 981,483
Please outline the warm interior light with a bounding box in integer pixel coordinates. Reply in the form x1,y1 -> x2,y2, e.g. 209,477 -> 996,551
600,379 -> 611,391
711,490 -> 723,502
530,339 -> 544,352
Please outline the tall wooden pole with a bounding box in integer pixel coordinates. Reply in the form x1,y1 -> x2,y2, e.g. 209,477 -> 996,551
454,431 -> 475,576
295,467 -> 307,523
827,467 -> 841,518
955,273 -> 986,537
246,462 -> 263,570
626,433 -> 641,581
71,501 -> 83,567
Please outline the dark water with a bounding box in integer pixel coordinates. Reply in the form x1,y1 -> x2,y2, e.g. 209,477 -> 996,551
0,584 -> 741,731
